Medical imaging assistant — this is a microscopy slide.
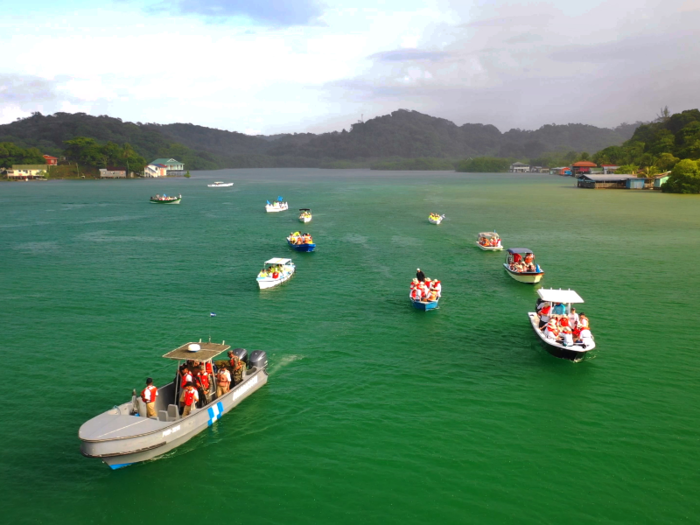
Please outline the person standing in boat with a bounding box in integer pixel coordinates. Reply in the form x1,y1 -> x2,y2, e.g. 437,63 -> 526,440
217,367 -> 231,398
141,378 -> 158,418
416,268 -> 425,282
180,382 -> 199,417
228,350 -> 244,386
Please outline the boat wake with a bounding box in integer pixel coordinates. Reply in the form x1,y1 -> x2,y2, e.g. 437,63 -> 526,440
268,354 -> 304,375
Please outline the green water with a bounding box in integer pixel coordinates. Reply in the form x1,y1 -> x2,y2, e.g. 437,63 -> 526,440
1,170 -> 699,524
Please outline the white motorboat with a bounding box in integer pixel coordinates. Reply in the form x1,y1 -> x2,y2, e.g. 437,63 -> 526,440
265,200 -> 288,212
476,231 -> 503,251
208,181 -> 234,188
256,258 -> 295,289
528,288 -> 595,362
298,209 -> 312,223
428,214 -> 445,225
504,248 -> 544,284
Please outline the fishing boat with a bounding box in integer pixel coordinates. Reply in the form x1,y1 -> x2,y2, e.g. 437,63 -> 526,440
207,181 -> 234,188
287,232 -> 315,252
428,213 -> 445,225
265,197 -> 288,213
476,232 -> 503,251
257,258 -> 295,289
79,341 -> 268,469
527,288 -> 595,362
503,248 -> 544,284
298,209 -> 312,223
150,194 -> 182,204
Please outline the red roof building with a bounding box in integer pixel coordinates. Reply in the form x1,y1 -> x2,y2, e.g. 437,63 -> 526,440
43,155 -> 58,165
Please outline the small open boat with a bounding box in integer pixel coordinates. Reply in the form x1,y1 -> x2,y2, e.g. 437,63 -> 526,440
409,277 -> 441,311
150,194 -> 181,204
428,213 -> 445,225
504,248 -> 544,284
265,197 -> 288,213
298,209 -> 312,223
476,231 -> 503,251
79,341 -> 268,469
528,288 -> 595,362
257,258 -> 295,289
208,181 -> 233,188
287,232 -> 315,252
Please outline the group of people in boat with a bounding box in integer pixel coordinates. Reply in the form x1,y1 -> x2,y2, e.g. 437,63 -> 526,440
267,200 -> 287,208
536,300 -> 592,347
478,234 -> 502,248
258,264 -> 288,279
140,351 -> 246,418
508,252 -> 539,273
410,268 -> 442,302
429,213 -> 444,221
289,231 -> 313,245
299,210 -> 311,219
151,194 -> 181,201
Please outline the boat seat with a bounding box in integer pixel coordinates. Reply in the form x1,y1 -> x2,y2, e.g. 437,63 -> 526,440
158,410 -> 168,422
167,404 -> 180,421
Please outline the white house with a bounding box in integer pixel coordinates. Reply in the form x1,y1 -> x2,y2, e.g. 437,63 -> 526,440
99,168 -> 127,178
145,158 -> 185,178
8,165 -> 47,180
510,162 -> 530,173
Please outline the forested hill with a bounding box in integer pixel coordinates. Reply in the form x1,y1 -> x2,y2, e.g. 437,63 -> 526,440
0,110 -> 639,169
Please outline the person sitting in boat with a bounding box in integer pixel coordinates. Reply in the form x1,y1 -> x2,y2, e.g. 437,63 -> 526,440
544,319 -> 559,340
427,288 -> 439,302
538,302 -> 552,329
303,233 -> 312,244
432,279 -> 442,298
558,326 -> 574,347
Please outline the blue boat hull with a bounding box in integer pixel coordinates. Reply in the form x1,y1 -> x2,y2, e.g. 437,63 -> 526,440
410,298 -> 439,311
287,240 -> 315,252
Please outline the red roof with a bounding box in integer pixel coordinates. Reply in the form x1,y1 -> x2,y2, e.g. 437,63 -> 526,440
572,161 -> 597,167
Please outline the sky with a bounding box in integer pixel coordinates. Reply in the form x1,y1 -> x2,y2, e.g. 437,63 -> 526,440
1,0 -> 699,135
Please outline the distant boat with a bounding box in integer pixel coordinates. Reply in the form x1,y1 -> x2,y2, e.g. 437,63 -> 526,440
150,194 -> 181,204
503,248 -> 544,284
528,288 -> 595,362
428,213 -> 445,225
287,232 -> 315,252
208,182 -> 233,188
409,277 -> 441,311
298,209 -> 312,223
256,258 -> 295,289
476,232 -> 503,251
265,198 -> 288,212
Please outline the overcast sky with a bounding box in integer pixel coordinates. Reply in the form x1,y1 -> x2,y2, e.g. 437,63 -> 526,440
1,0 -> 699,134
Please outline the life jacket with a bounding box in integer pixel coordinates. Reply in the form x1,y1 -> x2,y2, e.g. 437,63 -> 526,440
197,372 -> 210,390
206,362 -> 213,375
183,388 -> 197,406
230,357 -> 243,371
180,371 -> 193,388
141,385 -> 157,403
218,370 -> 231,385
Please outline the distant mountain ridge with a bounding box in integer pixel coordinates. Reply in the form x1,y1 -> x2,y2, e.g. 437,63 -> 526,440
0,110 -> 640,169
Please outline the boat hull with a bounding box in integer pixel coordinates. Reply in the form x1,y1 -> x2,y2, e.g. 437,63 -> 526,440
527,312 -> 595,362
503,264 -> 544,284
265,203 -> 288,212
150,198 -> 181,204
287,240 -> 315,252
476,242 -> 502,251
410,298 -> 439,311
208,183 -> 233,188
428,217 -> 444,225
80,368 -> 268,469
299,216 -> 312,223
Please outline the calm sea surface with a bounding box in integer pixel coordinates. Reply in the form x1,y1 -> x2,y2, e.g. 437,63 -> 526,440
1,170 -> 699,524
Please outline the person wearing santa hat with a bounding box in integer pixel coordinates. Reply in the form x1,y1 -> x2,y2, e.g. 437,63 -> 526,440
545,319 -> 559,340
432,279 -> 441,298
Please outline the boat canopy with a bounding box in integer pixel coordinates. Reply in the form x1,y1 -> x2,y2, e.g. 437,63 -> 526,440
299,208 -> 311,211
162,342 -> 230,361
507,248 -> 533,255
264,257 -> 292,265
478,232 -> 500,238
537,289 -> 584,304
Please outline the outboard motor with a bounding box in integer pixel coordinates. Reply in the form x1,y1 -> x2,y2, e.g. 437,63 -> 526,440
232,348 -> 248,365
249,350 -> 268,374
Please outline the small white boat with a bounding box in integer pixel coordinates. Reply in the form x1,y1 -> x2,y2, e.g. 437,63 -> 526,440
428,214 -> 445,225
504,248 -> 544,284
208,181 -> 234,188
528,288 -> 595,362
257,258 -> 295,289
298,209 -> 312,223
476,232 -> 503,251
265,200 -> 289,213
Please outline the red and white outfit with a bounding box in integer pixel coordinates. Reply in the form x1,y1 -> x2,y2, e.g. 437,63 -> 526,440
180,370 -> 193,388
141,385 -> 158,418
180,387 -> 199,416
432,281 -> 442,298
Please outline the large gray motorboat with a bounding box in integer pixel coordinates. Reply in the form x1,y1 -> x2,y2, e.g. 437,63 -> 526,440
79,341 -> 268,469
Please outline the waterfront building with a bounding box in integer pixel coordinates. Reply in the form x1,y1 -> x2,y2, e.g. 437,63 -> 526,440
8,164 -> 47,180
145,158 -> 185,177
99,167 -> 127,178
510,162 -> 529,173
43,155 -> 58,165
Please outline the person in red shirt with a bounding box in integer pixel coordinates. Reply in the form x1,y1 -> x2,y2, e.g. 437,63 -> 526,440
141,378 -> 158,418
179,382 -> 199,417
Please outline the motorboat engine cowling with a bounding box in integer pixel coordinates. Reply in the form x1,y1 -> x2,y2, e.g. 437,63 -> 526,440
249,350 -> 268,371
232,348 -> 248,365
